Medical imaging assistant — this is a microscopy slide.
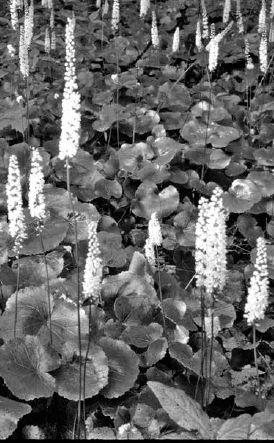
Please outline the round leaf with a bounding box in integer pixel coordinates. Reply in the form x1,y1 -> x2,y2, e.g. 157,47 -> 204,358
54,345 -> 108,401
0,396 -> 31,439
131,182 -> 179,220
0,287 -> 89,354
0,336 -> 60,400
99,337 -> 139,398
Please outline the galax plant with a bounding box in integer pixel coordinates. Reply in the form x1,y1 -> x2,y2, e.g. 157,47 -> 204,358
0,0 -> 274,440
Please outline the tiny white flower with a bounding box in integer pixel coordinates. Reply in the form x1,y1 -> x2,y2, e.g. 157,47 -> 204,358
28,148 -> 46,221
6,155 -> 27,251
195,19 -> 203,51
19,25 -> 29,78
236,0 -> 244,34
259,30 -> 268,73
111,73 -> 119,84
258,0 -> 266,34
148,212 -> 162,246
204,311 -> 221,339
24,0 -> 34,49
111,0 -> 120,32
151,10 -> 159,48
145,238 -> 156,266
59,16 -> 81,160
172,26 -> 180,53
45,27 -> 51,53
244,237 -> 269,325
82,221 -> 103,304
10,0 -> 18,30
206,37 -> 219,72
201,0 -> 209,38
223,0 -> 231,24
7,43 -> 16,57
140,0 -> 150,17
195,187 -> 227,296
102,0 -> 109,16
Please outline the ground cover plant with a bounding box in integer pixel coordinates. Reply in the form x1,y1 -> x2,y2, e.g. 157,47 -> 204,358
1,0 -> 274,439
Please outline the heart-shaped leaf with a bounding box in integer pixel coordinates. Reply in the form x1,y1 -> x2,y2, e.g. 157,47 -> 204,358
120,323 -> 163,348
54,345 -> 108,400
99,337 -> 139,398
0,336 -> 60,400
0,287 -> 89,354
0,396 -> 31,439
131,182 -> 179,219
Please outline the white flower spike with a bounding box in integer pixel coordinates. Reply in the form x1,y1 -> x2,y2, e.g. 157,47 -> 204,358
28,148 -> 46,222
58,16 -> 81,160
6,155 -> 27,251
244,237 -> 269,325
82,221 -> 103,304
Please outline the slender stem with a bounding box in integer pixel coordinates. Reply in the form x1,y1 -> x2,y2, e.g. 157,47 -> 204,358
14,254 -> 20,338
206,297 -> 215,408
115,38 -> 120,148
25,76 -> 30,145
253,323 -> 261,398
82,304 -> 92,440
66,158 -> 82,439
39,226 -> 52,344
155,246 -> 166,337
195,287 -> 206,408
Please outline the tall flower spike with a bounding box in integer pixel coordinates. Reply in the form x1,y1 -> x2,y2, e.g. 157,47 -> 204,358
222,0 -> 231,24
259,29 -> 268,73
204,310 -> 221,339
271,0 -> 274,17
245,37 -> 254,70
111,0 -> 120,33
205,21 -> 233,72
206,37 -> 219,72
172,26 -> 180,52
140,0 -> 150,18
269,0 -> 274,43
50,7 -> 54,29
258,0 -> 266,34
195,18 -> 203,51
195,187 -> 227,296
6,155 -> 27,252
16,0 -> 23,9
145,238 -> 156,266
19,25 -> 29,78
210,23 -> 215,39
201,0 -> 209,39
7,43 -> 16,58
236,0 -> 244,34
42,0 -> 52,7
58,16 -> 81,160
51,29 -> 56,50
151,10 -> 159,48
148,212 -> 162,246
28,148 -> 46,221
82,221 -> 103,305
244,237 -> 269,325
24,0 -> 34,49
145,212 -> 162,266
96,0 -> 101,8
10,0 -> 18,30
102,0 -> 109,16
45,27 -> 50,53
